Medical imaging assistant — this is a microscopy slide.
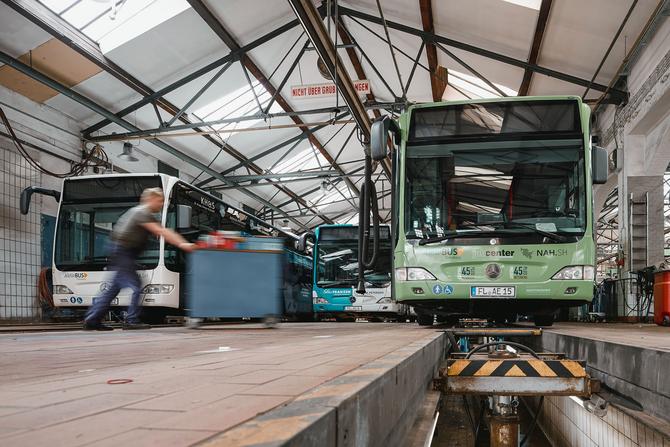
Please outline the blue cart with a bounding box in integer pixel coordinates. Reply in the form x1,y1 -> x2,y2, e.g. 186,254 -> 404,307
187,241 -> 285,325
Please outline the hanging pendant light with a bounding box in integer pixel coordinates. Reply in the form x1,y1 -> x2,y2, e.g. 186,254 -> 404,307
118,142 -> 138,162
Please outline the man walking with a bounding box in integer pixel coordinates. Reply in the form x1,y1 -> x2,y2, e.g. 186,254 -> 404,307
84,187 -> 195,330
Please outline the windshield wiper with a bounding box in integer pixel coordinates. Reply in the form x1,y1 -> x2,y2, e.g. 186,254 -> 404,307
417,224 -> 567,245
417,231 -> 483,245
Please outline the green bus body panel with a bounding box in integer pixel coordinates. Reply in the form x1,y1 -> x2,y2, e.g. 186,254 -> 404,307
393,96 -> 596,308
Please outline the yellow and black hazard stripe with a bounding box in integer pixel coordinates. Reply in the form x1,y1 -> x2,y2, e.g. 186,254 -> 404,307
447,359 -> 586,378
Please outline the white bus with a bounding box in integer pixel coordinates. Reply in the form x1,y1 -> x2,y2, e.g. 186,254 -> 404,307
22,173 -> 312,322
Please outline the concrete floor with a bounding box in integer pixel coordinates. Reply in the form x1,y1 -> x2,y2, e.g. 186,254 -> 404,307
0,322 -> 437,447
544,322 -> 670,352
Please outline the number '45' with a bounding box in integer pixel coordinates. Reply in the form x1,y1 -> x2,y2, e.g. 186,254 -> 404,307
460,267 -> 474,276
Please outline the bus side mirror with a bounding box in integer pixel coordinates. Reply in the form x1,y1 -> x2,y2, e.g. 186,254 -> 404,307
370,116 -> 400,162
20,186 -> 60,215
592,146 -> 608,184
297,231 -> 314,253
176,205 -> 192,229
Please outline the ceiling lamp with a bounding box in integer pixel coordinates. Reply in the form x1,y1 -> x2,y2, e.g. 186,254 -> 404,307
118,142 -> 139,162
317,58 -> 332,80
320,180 -> 333,195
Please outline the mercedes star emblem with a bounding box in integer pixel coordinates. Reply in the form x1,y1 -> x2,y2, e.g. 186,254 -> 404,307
485,263 -> 502,279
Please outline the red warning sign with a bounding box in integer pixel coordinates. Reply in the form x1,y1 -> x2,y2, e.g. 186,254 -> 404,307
291,80 -> 370,98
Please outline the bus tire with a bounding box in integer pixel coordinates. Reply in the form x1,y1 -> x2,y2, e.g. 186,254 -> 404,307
336,316 -> 356,323
534,314 -> 554,327
417,314 -> 434,326
142,308 -> 169,324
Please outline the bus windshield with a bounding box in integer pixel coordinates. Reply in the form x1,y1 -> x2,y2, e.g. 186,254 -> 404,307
405,138 -> 586,240
55,177 -> 162,271
316,226 -> 391,287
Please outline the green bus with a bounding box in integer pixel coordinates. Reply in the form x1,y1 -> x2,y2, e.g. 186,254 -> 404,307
365,96 -> 608,326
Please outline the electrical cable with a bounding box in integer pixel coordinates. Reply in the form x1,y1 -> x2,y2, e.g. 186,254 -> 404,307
37,268 -> 54,310
0,105 -> 108,178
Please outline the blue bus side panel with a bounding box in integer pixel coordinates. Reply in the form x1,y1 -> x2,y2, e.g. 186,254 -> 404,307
187,249 -> 283,318
284,251 -> 313,315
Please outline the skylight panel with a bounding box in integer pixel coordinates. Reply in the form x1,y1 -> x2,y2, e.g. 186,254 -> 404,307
191,82 -> 283,137
91,0 -> 189,52
336,212 -> 358,225
447,69 -> 517,99
502,0 -> 541,10
61,1 -> 110,29
39,0 -> 190,50
273,146 -> 327,175
314,185 -> 355,211
39,0 -> 78,14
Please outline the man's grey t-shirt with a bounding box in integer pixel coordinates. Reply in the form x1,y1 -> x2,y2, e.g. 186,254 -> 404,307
112,205 -> 158,253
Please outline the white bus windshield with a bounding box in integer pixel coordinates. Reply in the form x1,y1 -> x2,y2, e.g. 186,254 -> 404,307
54,177 -> 162,271
316,226 -> 392,287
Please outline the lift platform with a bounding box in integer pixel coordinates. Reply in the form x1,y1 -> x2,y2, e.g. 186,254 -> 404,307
433,325 -> 599,446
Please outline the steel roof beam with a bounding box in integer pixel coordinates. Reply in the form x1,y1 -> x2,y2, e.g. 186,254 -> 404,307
0,50 -> 310,230
288,0 -> 369,134
1,0 -> 182,118
518,0 -> 553,96
338,5 -> 627,102
197,111 -> 350,188
85,107 -> 359,142
419,0 -> 447,101
187,0 -> 361,203
288,0 -> 392,180
336,21 -> 395,185
3,0 -> 325,223
79,15 -> 301,135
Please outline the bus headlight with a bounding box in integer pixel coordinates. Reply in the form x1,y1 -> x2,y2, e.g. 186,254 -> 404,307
552,266 -> 595,281
53,285 -> 73,294
395,268 -> 437,281
141,284 -> 174,294
314,298 -> 329,304
376,297 -> 393,303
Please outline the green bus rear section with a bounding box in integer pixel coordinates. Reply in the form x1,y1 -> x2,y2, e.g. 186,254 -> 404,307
393,96 -> 595,314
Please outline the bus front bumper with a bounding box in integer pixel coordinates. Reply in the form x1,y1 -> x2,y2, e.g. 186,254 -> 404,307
314,303 -> 404,315
395,280 -> 593,314
53,293 -> 177,308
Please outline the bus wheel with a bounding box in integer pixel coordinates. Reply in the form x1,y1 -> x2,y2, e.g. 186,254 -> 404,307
142,309 -> 169,324
335,316 -> 356,322
534,314 -> 554,327
263,314 -> 280,328
417,314 -> 434,326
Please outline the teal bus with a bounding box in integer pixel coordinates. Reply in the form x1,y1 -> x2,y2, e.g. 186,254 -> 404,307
312,224 -> 405,321
365,96 -> 608,326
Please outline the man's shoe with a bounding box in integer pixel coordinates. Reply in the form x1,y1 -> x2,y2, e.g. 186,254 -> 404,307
83,321 -> 114,331
122,322 -> 151,330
